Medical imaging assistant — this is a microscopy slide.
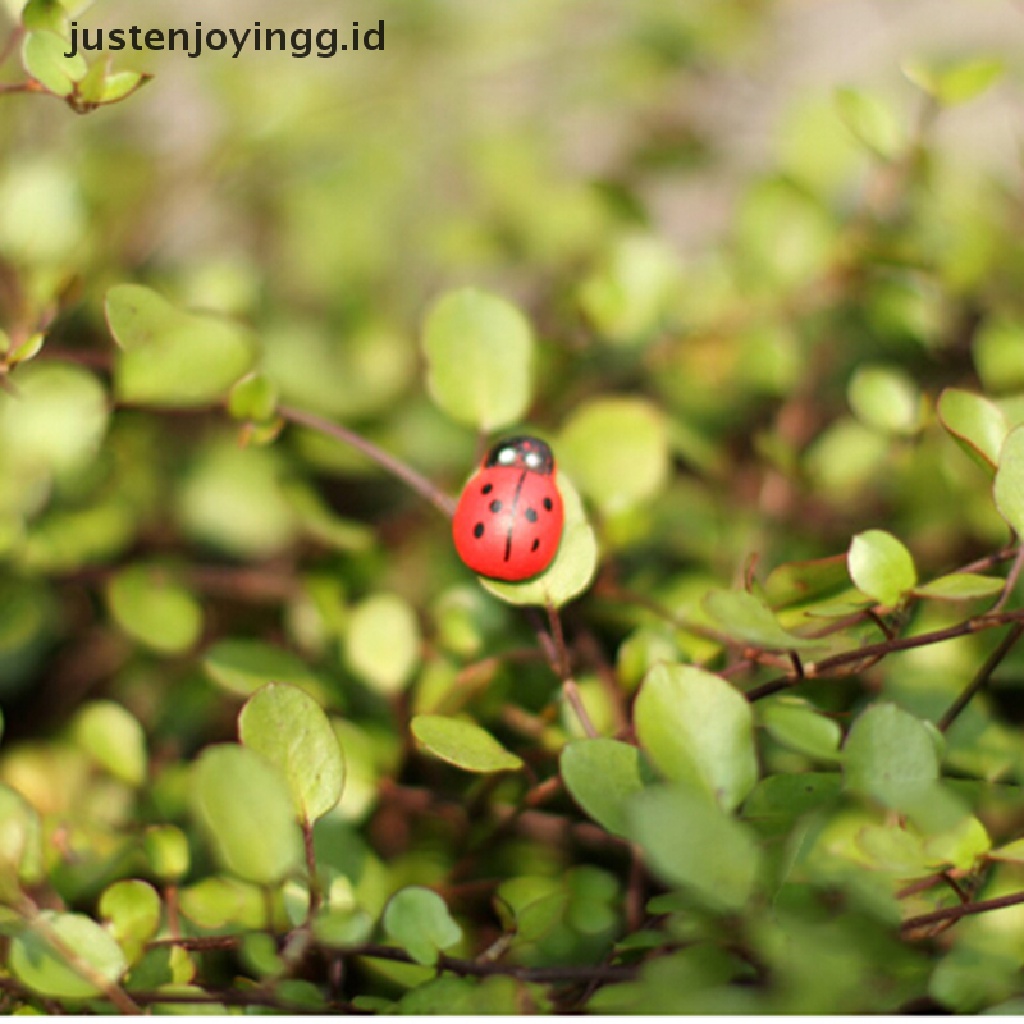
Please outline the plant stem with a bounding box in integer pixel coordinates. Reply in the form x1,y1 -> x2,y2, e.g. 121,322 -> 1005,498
901,889 -> 1024,936
937,621 -> 1024,732
278,405 -> 456,519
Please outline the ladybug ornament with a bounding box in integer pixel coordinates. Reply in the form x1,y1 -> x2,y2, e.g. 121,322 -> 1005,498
453,436 -> 565,582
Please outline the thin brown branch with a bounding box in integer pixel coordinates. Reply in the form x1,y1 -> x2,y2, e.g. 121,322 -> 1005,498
747,607 -> 1024,702
937,621 -> 1024,732
994,542 -> 1024,612
278,405 -> 456,519
901,889 -> 1024,936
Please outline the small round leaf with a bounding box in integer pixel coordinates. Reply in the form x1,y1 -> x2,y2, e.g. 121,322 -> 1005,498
72,700 -> 147,787
561,738 -> 653,837
239,683 -> 345,824
422,288 -> 533,431
634,663 -> 757,812
847,529 -> 917,606
345,593 -> 421,695
192,744 -> 303,885
9,911 -> 127,999
383,886 -> 462,967
558,397 -> 669,514
411,715 -> 522,773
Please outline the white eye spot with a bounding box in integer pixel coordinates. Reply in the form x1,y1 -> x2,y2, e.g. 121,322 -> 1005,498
498,448 -> 516,465
525,452 -> 541,468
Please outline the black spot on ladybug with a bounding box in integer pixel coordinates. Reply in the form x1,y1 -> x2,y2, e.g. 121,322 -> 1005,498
531,538 -> 540,552
543,497 -> 553,511
481,483 -> 493,495
489,499 -> 503,513
525,508 -> 538,523
473,523 -> 485,539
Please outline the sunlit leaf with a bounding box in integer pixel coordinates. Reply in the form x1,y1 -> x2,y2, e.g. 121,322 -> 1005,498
383,887 -> 462,967
411,715 -> 522,773
192,745 -> 302,884
558,397 -> 669,514
105,565 -> 203,656
994,425 -> 1024,536
703,588 -> 823,651
345,593 -> 421,694
239,683 -> 345,824
9,911 -> 127,999
634,663 -> 757,811
847,530 -> 916,606
422,288 -> 533,431
107,284 -> 257,406
561,738 -> 653,837
72,700 -> 147,787
937,388 -> 1006,472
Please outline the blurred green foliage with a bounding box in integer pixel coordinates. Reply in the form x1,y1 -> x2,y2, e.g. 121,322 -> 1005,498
2,0 -> 1024,1014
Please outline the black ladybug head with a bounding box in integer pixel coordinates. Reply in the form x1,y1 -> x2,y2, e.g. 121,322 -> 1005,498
484,435 -> 555,474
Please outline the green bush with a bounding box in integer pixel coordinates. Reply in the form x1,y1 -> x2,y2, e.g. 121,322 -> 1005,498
1,0 -> 1024,1014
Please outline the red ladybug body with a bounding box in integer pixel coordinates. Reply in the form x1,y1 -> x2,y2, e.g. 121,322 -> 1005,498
453,436 -> 565,582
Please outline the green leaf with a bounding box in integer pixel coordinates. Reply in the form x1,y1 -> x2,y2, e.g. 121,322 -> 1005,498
422,288 -> 533,431
0,783 -> 43,896
903,56 -> 1004,106
192,745 -> 303,884
345,593 -> 421,695
973,319 -> 1024,392
0,362 -> 108,475
99,880 -> 161,962
843,703 -> 939,815
202,638 -> 325,701
763,554 -> 851,609
937,388 -> 1007,472
578,233 -> 682,344
988,836 -> 1024,864
382,886 -> 462,967
835,87 -> 903,160
106,284 -> 257,407
143,825 -> 189,881
494,876 -> 567,944
21,0 -> 68,34
560,738 -> 652,837
9,910 -> 127,999
238,683 -> 345,824
847,364 -> 921,435
479,471 -> 598,608
21,31 -> 86,97
558,397 -> 669,514
847,529 -> 917,605
994,425 -> 1024,535
105,565 -> 203,656
760,697 -> 841,761
912,573 -> 1004,602
634,663 -> 757,811
628,784 -> 761,912
98,69 -> 151,105
411,715 -> 522,773
228,372 -> 279,423
741,773 -> 843,835
703,588 -> 823,651
72,700 -> 147,787
8,331 -> 44,365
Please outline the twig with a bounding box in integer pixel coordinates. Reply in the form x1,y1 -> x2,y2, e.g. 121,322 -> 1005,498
994,541 -> 1024,612
937,621 -> 1024,733
24,905 -> 142,1014
278,405 -> 456,519
901,889 -> 1024,936
746,607 -> 1024,702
